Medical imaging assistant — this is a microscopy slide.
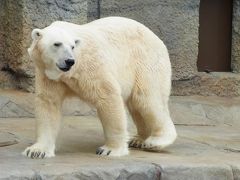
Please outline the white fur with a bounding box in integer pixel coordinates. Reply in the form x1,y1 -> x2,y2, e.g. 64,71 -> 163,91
23,17 -> 177,159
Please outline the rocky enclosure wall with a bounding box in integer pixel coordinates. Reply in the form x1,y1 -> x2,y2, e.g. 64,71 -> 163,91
0,0 -> 88,91
232,0 -> 240,73
0,0 -> 240,96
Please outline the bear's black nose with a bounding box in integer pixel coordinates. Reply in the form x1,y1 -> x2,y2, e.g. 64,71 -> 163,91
65,59 -> 75,67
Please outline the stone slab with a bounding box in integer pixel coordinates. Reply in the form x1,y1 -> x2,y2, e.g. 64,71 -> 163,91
1,90 -> 240,127
0,132 -> 18,147
0,90 -> 94,118
0,116 -> 240,179
172,72 -> 240,97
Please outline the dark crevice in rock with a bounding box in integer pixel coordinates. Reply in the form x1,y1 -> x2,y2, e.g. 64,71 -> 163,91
87,0 -> 101,22
1,66 -> 34,90
0,65 -> 34,92
1,65 -> 30,78
97,0 -> 101,19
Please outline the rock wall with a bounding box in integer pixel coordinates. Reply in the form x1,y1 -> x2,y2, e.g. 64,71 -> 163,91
232,0 -> 240,72
0,0 -> 15,90
0,1 -> 6,70
0,0 -> 88,91
100,0 -> 200,81
172,72 -> 240,97
1,0 -> 240,97
0,0 -> 200,91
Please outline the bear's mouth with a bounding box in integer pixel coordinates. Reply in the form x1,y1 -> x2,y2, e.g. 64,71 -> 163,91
56,64 -> 71,72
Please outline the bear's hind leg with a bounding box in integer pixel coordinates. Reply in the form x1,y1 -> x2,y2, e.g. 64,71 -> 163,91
127,101 -> 150,148
135,95 -> 177,150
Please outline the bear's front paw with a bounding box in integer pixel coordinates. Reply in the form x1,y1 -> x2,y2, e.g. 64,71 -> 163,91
96,145 -> 129,157
22,143 -> 55,159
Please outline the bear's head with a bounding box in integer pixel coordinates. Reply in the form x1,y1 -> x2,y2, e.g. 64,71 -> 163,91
28,25 -> 80,80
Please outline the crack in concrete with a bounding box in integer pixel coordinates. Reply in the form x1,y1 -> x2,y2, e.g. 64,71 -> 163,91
0,99 -> 10,111
0,131 -> 19,147
2,100 -> 34,117
175,123 -> 216,127
179,135 -> 214,147
0,140 -> 18,147
180,136 -> 240,154
223,148 -> 240,153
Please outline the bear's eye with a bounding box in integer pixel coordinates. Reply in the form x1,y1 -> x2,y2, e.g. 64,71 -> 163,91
54,42 -> 62,47
71,46 -> 75,50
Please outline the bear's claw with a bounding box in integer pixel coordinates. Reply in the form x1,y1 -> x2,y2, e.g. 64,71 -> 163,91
22,143 -> 55,159
26,149 -> 46,159
96,145 -> 128,156
30,151 -> 45,159
128,137 -> 144,148
96,147 -> 111,155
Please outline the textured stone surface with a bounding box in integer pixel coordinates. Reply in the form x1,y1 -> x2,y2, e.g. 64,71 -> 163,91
0,90 -> 94,118
100,0 -> 200,80
0,116 -> 240,179
169,95 -> 240,127
0,90 -> 34,118
0,0 -> 16,90
160,165 -> 233,180
0,132 -> 18,147
0,0 -> 6,70
87,0 -> 100,22
232,0 -> 240,72
172,72 -> 240,97
232,165 -> 240,180
1,0 -> 240,97
1,90 -> 240,127
0,0 -> 88,91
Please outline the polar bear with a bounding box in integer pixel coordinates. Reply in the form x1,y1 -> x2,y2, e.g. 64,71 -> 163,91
22,17 -> 177,158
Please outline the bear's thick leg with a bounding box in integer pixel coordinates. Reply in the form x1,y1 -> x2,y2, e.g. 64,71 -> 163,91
127,101 -> 150,148
96,95 -> 129,156
22,95 -> 63,159
131,92 -> 177,150
140,99 -> 177,150
22,71 -> 65,159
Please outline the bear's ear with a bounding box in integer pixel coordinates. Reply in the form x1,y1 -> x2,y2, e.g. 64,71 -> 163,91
31,28 -> 43,41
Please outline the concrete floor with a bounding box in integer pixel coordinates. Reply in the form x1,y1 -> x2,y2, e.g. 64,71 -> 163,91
1,115 -> 240,180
